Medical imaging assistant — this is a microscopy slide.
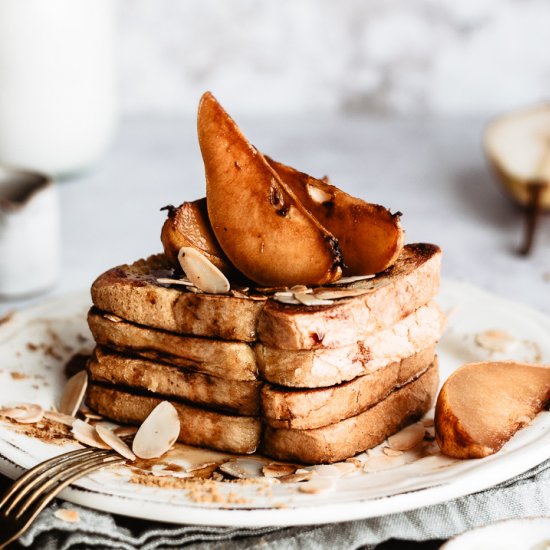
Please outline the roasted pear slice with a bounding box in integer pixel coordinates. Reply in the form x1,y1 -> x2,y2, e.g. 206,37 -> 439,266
160,199 -> 235,276
197,92 -> 342,287
435,361 -> 550,459
267,157 -> 404,276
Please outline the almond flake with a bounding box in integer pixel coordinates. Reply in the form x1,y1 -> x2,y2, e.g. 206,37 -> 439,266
71,419 -> 109,449
331,462 -> 358,475
474,329 -> 517,354
290,285 -> 311,294
262,463 -> 299,478
273,295 -> 300,305
177,247 -> 230,294
44,410 -> 75,427
273,291 -> 294,298
132,401 -> 180,459
219,458 -> 266,479
114,426 -> 138,438
279,471 -> 315,483
328,274 -> 375,285
0,403 -> 43,424
96,424 -> 136,461
314,288 -> 371,300
306,183 -> 333,204
387,423 -> 425,451
298,477 -> 335,494
156,277 -> 193,287
54,509 -> 80,523
310,464 -> 346,478
363,454 -> 407,472
294,292 -> 333,306
103,313 -> 123,323
383,447 -> 403,457
59,371 -> 88,417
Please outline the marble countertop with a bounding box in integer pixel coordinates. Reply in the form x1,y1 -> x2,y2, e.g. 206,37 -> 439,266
1,116 -> 549,316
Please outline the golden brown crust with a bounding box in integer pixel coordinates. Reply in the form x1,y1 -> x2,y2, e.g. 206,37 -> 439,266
88,347 -> 261,416
262,362 -> 439,464
86,384 -> 261,454
88,308 -> 258,381
262,346 -> 436,429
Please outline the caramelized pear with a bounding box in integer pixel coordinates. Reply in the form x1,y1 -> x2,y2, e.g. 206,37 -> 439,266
435,361 -> 550,459
160,198 -> 235,275
267,157 -> 404,275
197,92 -> 342,287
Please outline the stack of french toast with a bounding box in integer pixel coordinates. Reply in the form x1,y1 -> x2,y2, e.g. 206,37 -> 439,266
85,92 -> 444,464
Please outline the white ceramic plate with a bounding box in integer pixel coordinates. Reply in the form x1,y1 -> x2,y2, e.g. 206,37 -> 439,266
0,279 -> 549,527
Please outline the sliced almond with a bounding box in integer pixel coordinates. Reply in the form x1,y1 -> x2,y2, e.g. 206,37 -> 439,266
156,277 -> 193,287
59,371 -> 88,417
262,463 -> 299,478
306,183 -> 333,204
44,410 -> 76,427
71,419 -> 109,449
310,464 -> 346,478
219,458 -> 266,479
177,247 -> 230,294
273,291 -> 294,298
387,423 -> 425,451
0,403 -> 43,424
298,477 -> 335,494
54,509 -> 80,523
294,292 -> 333,306
290,285 -> 312,294
475,329 -> 518,353
363,454 -> 407,472
327,274 -> 375,285
279,471 -> 315,483
273,295 -> 300,305
114,426 -> 138,438
132,401 -> 180,459
382,447 -> 403,457
103,313 -> 123,323
96,424 -> 136,461
314,288 -> 371,300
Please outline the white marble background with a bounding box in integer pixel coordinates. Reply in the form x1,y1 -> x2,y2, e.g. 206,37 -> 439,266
117,0 -> 550,116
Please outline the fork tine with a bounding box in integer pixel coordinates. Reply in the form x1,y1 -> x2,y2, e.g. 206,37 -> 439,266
14,454 -> 124,522
1,449 -> 113,514
0,447 -> 97,509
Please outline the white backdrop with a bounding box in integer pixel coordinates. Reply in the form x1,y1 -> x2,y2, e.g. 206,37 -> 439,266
117,0 -> 550,117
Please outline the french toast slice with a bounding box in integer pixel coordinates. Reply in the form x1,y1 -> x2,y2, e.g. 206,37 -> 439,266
257,243 -> 441,349
255,302 -> 445,387
88,347 -> 261,416
90,254 -> 266,342
262,345 -> 436,429
262,361 -> 439,464
88,308 -> 257,381
90,244 -> 440,345
86,384 -> 261,454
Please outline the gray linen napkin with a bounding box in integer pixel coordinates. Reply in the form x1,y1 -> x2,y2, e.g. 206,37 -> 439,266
16,459 -> 550,549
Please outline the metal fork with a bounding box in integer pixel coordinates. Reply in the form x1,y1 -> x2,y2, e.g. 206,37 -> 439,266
0,447 -> 125,548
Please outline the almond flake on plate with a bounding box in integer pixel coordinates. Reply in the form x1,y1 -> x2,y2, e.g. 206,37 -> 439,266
298,477 -> 335,494
219,458 -> 266,479
363,454 -> 408,472
132,401 -> 180,459
54,508 -> 80,523
96,424 -> 136,461
71,419 -> 110,449
382,447 -> 403,457
59,371 -> 88,416
387,423 -> 425,451
44,410 -> 76,427
475,329 -> 518,354
294,292 -> 333,306
0,403 -> 43,424
262,463 -> 299,478
279,471 -> 315,483
177,247 -> 230,294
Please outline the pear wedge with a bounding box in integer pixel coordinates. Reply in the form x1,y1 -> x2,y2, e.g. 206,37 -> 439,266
435,361 -> 550,459
484,104 -> 550,210
267,157 -> 404,275
160,199 -> 235,276
197,92 -> 342,287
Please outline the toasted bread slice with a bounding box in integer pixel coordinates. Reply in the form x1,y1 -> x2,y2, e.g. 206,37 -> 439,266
91,254 -> 266,342
262,361 -> 439,464
255,302 -> 445,387
91,244 -> 440,346
262,346 -> 435,429
86,384 -> 261,454
88,347 -> 261,416
257,243 -> 441,349
88,308 -> 257,381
